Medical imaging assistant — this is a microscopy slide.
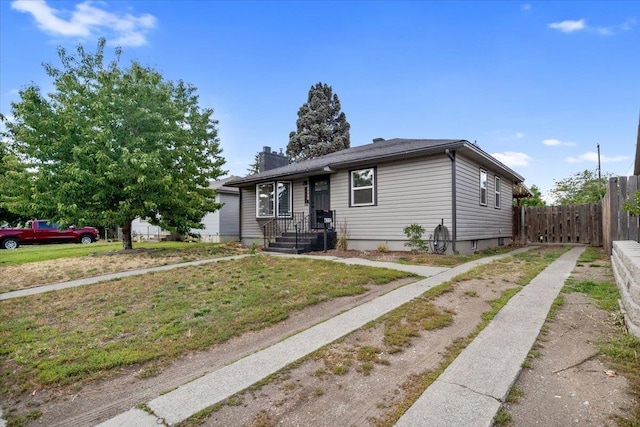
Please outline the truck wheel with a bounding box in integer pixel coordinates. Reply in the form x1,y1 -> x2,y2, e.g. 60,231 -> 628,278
80,235 -> 95,244
1,238 -> 19,250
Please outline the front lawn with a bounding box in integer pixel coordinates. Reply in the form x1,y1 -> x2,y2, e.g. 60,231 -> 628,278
0,241 -> 246,267
0,256 -> 414,397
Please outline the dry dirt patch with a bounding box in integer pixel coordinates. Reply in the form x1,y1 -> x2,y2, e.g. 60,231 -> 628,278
5,247 -> 636,427
0,245 -> 247,293
199,278 -> 508,427
503,257 -> 638,426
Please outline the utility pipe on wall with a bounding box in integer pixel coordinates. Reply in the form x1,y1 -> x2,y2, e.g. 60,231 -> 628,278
445,149 -> 459,254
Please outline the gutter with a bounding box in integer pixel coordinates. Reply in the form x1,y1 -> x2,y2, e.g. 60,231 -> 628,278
445,149 -> 459,254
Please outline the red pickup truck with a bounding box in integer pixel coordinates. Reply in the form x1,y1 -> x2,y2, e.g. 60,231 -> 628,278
0,220 -> 100,249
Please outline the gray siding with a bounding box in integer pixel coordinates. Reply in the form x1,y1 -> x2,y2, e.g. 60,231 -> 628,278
188,193 -> 239,241
331,155 -> 452,250
455,155 -> 513,240
218,192 -> 239,240
239,179 -> 308,245
240,187 -> 262,244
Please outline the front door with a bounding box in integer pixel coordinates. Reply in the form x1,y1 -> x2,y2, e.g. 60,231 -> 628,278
310,175 -> 330,229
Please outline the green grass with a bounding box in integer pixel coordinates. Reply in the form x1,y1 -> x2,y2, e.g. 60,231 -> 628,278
0,241 -> 244,267
563,246 -> 640,426
564,279 -> 620,312
0,256 -> 413,397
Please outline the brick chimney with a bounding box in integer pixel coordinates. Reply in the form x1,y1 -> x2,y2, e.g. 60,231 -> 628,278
259,146 -> 289,172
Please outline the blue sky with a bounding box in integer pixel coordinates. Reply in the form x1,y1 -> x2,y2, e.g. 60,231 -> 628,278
1,0 -> 638,201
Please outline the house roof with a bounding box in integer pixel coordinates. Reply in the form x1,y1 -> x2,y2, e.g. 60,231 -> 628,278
208,176 -> 240,195
226,138 -> 525,189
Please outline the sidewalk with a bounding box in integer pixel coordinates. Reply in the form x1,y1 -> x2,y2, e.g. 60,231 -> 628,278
97,247 -> 539,427
2,246 -> 582,427
395,246 -> 584,427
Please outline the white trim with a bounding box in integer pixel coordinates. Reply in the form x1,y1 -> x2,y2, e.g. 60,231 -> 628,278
256,182 -> 275,218
494,175 -> 501,209
276,181 -> 292,217
351,168 -> 375,207
256,181 -> 293,218
479,168 -> 488,206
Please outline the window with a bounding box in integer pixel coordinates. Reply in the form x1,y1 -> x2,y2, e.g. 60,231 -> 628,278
277,181 -> 292,217
256,181 -> 292,218
494,176 -> 501,209
471,240 -> 478,250
351,168 -> 375,206
479,168 -> 488,206
256,183 -> 274,217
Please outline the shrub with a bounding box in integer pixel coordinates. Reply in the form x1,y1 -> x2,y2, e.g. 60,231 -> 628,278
403,224 -> 429,253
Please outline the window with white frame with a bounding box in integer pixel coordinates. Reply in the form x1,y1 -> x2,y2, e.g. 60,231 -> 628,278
256,183 -> 274,217
351,168 -> 375,206
256,181 -> 292,218
479,168 -> 488,206
494,176 -> 501,209
277,181 -> 292,217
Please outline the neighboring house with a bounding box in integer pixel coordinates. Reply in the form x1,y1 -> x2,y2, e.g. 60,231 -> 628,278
130,177 -> 240,242
226,138 -> 526,254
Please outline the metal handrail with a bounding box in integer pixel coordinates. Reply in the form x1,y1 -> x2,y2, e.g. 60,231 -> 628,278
262,212 -> 306,248
294,214 -> 312,251
263,210 -> 337,252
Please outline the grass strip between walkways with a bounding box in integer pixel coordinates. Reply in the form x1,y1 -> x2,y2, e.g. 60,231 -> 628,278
173,246 -> 568,427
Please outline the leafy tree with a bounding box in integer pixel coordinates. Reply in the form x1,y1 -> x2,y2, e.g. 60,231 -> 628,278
549,169 -> 609,205
2,39 -> 225,249
287,82 -> 350,162
518,184 -> 546,207
623,191 -> 640,216
0,136 -> 32,226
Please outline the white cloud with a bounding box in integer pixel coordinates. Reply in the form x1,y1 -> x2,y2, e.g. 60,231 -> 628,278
491,152 -> 532,167
548,17 -> 637,36
542,138 -> 576,147
521,4 -> 531,13
548,19 -> 586,33
595,17 -> 638,36
11,0 -> 157,46
621,17 -> 638,31
565,151 -> 629,163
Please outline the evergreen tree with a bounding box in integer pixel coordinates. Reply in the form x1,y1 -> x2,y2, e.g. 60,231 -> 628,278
287,82 -> 350,162
2,39 -> 225,249
246,153 -> 260,175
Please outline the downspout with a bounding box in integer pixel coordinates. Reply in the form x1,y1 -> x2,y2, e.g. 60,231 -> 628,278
445,149 -> 459,254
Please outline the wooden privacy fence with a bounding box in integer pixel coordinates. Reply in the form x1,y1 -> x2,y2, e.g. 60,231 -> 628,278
513,204 -> 602,246
603,175 -> 640,255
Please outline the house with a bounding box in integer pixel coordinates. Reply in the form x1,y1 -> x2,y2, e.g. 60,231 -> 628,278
226,138 -> 525,254
130,176 -> 240,242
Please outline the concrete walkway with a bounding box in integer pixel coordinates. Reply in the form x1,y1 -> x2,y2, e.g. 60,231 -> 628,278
395,246 -> 584,427
2,246 -> 582,427
96,248 -> 537,427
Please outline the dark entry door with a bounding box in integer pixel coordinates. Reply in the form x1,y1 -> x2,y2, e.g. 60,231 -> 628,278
310,175 -> 330,229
